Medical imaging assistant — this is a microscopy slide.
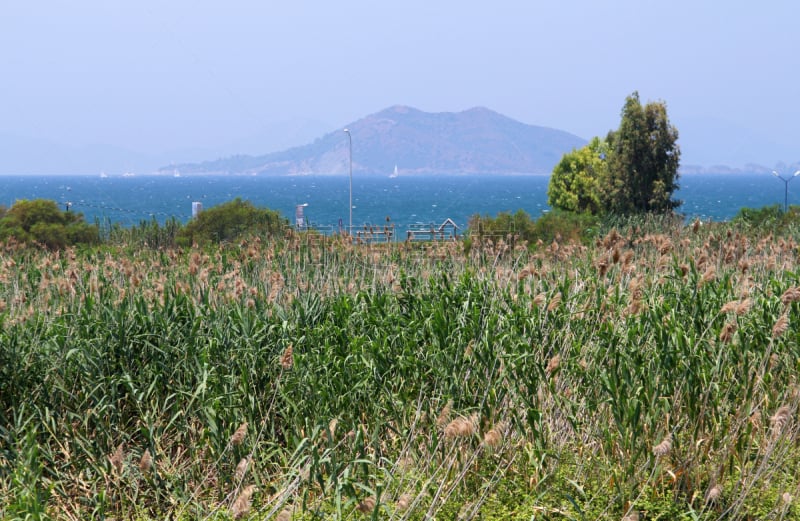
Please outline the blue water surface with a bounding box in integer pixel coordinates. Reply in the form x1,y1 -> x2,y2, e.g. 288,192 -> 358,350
0,173 -> 792,229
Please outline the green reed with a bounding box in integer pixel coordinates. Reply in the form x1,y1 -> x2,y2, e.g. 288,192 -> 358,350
0,222 -> 799,519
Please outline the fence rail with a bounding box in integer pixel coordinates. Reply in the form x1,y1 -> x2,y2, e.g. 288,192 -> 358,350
296,219 -> 461,244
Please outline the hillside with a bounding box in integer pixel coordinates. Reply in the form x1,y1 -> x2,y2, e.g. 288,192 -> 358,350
165,105 -> 586,176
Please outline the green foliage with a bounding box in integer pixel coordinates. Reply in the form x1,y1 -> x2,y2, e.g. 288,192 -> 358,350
548,136 -> 609,214
549,92 -> 681,216
603,91 -> 681,214
467,208 -> 600,247
468,209 -> 536,240
104,217 -> 184,249
532,209 -> 601,244
732,204 -> 800,231
3,217 -> 800,518
175,198 -> 288,246
0,198 -> 99,249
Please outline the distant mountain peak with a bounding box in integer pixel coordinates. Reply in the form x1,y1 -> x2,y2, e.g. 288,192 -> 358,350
166,105 -> 587,176
463,106 -> 495,114
386,104 -> 414,114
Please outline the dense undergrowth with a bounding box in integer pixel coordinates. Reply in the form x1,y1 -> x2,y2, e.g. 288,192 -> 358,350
2,216 -> 800,520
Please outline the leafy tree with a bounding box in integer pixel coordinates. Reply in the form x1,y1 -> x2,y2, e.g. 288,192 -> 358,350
176,198 -> 288,246
0,199 -> 99,249
547,137 -> 609,214
603,92 -> 681,213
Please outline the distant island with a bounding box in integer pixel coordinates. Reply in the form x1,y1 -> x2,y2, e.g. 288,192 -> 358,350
161,105 -> 587,176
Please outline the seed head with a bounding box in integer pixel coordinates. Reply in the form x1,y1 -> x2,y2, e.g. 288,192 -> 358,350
327,418 -> 338,440
735,298 -> 752,315
396,493 -> 411,511
357,496 -> 376,513
547,292 -> 562,312
772,313 -> 790,338
230,422 -> 248,446
596,259 -> 609,277
436,400 -> 453,428
483,421 -> 507,448
700,266 -> 716,286
138,448 -> 152,473
231,484 -> 257,519
109,443 -> 124,474
719,321 -> 737,343
652,433 -> 672,457
545,354 -> 560,376
781,286 -> 800,306
234,456 -> 250,481
280,344 -> 294,370
770,405 -> 792,436
444,413 -> 478,438
705,484 -> 722,504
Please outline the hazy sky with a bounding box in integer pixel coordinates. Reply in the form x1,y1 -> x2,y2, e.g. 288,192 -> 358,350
2,1 -> 799,170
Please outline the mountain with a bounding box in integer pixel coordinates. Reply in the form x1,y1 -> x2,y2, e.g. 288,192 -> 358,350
165,106 -> 587,176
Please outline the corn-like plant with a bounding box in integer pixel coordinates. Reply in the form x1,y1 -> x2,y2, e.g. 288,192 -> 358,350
1,219 -> 800,519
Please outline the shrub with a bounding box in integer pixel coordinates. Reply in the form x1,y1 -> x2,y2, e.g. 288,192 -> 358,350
531,209 -> 601,245
732,204 -> 800,232
0,199 -> 99,249
468,209 -> 600,249
176,198 -> 288,246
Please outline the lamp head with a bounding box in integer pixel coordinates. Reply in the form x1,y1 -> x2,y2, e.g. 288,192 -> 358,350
793,170 -> 800,177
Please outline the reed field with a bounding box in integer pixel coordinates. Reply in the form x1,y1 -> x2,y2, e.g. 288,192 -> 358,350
2,216 -> 800,520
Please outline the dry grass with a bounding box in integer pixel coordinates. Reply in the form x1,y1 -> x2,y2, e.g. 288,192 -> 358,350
2,219 -> 800,519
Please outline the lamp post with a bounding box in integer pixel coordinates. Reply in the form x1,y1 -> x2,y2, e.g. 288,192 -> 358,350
343,128 -> 352,235
771,170 -> 800,213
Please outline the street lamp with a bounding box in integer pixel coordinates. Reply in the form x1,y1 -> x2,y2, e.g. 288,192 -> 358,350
343,128 -> 352,235
771,170 -> 800,213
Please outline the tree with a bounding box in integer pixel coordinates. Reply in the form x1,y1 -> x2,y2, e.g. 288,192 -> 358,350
603,92 -> 681,213
176,198 -> 288,246
547,137 -> 609,214
0,199 -> 99,249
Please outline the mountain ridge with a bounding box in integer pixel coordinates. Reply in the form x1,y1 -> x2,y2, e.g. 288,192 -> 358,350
163,105 -> 588,176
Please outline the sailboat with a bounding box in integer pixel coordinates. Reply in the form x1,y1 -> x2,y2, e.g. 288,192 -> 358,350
390,165 -> 399,178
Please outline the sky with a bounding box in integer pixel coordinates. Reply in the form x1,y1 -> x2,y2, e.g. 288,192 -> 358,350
1,1 -> 799,173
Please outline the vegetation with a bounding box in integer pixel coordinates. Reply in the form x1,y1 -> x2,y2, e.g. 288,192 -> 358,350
467,208 -> 601,249
0,199 -> 99,249
176,198 -> 289,247
2,206 -> 800,520
547,137 -> 609,214
548,92 -> 681,215
732,204 -> 800,232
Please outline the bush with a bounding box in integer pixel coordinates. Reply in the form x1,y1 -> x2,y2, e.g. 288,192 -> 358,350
467,209 -> 600,250
176,198 -> 288,246
531,209 -> 601,245
103,217 -> 184,249
732,204 -> 800,232
0,199 -> 99,249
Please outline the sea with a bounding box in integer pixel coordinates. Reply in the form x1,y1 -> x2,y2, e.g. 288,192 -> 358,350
0,173 -> 793,233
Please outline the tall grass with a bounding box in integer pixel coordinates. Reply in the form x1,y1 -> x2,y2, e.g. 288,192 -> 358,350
1,221 -> 800,519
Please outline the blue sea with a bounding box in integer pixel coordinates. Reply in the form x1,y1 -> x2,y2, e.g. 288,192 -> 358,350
0,173 -> 793,232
